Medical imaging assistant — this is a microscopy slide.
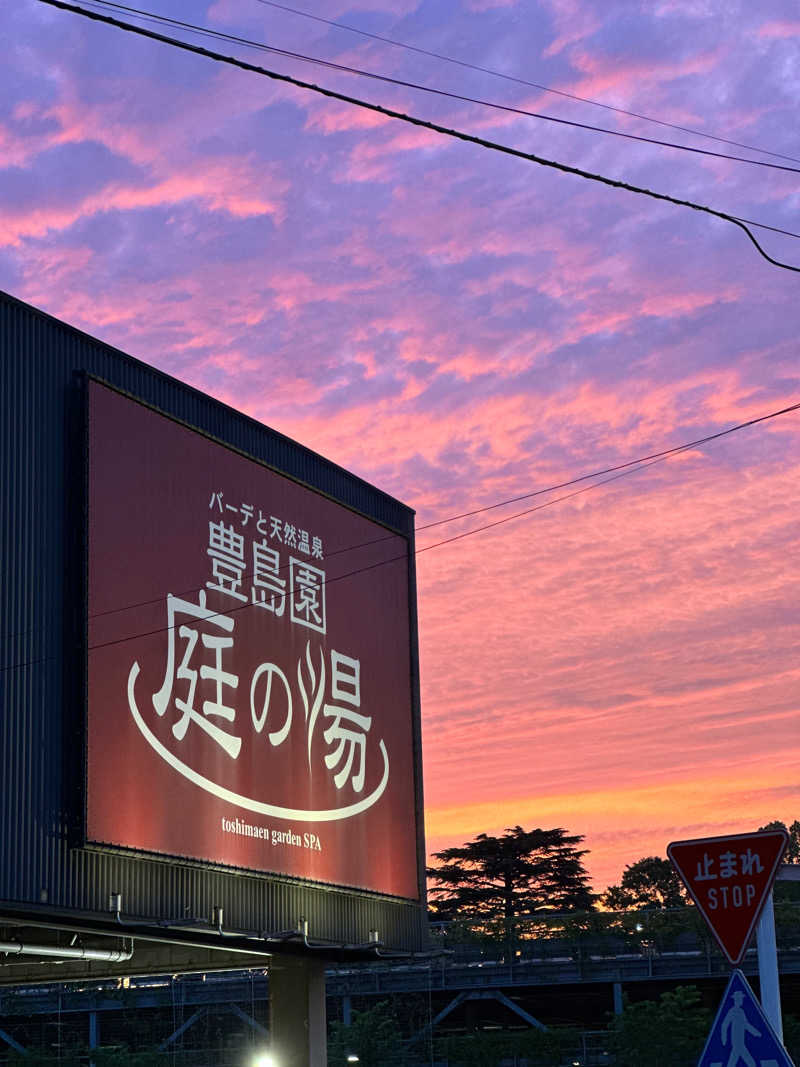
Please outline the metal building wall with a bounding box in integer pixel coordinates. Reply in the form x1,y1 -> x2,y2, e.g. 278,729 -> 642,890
0,290 -> 427,954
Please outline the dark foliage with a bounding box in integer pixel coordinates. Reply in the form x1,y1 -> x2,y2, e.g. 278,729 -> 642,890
608,985 -> 711,1067
759,820 -> 800,863
434,1025 -> 582,1066
603,855 -> 687,910
783,1013 -> 800,1062
758,820 -> 800,902
427,825 -> 595,922
328,1001 -> 406,1066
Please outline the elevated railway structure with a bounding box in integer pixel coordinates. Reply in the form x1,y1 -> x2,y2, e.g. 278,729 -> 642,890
1,918 -> 799,1060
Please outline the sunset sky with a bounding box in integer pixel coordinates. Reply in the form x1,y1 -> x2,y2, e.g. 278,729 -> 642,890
3,0 -> 799,893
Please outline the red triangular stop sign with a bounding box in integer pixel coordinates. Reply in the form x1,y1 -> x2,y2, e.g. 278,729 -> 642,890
668,830 -> 788,965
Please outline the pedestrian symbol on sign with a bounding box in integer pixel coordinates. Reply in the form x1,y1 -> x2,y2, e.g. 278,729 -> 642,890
720,990 -> 761,1066
698,971 -> 795,1067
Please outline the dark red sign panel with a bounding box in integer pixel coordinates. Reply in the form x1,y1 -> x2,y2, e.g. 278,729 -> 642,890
668,830 -> 788,964
86,380 -> 420,899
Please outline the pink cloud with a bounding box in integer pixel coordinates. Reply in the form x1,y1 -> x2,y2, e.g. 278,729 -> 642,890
303,99 -> 392,134
341,126 -> 449,182
466,0 -> 518,11
563,44 -> 724,105
426,770 -> 800,889
0,156 -> 288,247
541,0 -> 602,58
417,445 -> 800,890
757,20 -> 800,38
263,267 -> 389,314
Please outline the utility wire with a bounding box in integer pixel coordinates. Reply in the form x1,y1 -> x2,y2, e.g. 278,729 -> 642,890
0,449 -> 677,674
730,216 -> 800,243
251,0 -> 800,168
69,396 -> 800,623
2,399 -> 798,664
0,393 -> 775,640
45,0 -> 800,245
51,0 -> 800,244
36,0 -> 800,272
414,453 -> 670,553
92,451 -> 671,656
417,398 -> 800,530
75,0 -> 800,177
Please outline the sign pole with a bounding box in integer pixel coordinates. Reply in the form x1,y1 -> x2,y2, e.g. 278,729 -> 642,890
669,832 -> 795,1066
756,887 -> 783,1042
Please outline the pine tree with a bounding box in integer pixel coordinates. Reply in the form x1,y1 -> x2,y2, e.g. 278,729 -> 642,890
427,825 -> 594,922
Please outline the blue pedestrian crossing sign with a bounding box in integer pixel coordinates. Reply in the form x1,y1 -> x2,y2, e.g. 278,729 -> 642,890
699,970 -> 795,1067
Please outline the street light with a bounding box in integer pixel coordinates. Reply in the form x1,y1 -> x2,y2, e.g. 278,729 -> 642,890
252,1054 -> 277,1067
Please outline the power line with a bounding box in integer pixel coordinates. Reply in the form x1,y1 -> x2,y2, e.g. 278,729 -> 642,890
730,216 -> 800,243
44,0 -> 800,245
88,450 -> 674,655
75,0 -> 800,177
416,452 -> 672,554
75,396 -> 800,621
417,398 -> 800,530
251,0 -> 800,168
0,449 -> 675,675
2,398 -> 798,666
36,0 -> 800,272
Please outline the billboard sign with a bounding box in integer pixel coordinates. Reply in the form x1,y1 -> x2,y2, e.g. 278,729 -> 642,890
86,380 -> 420,899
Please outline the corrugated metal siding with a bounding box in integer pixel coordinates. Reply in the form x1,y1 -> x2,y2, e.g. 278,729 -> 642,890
0,291 -> 427,953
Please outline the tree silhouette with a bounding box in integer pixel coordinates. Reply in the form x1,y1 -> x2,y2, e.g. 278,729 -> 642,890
759,820 -> 800,862
603,856 -> 686,910
759,820 -> 800,902
427,825 -> 594,922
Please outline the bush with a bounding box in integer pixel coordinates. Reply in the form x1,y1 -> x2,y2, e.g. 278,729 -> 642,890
434,1026 -> 581,1066
783,1013 -> 800,1062
608,986 -> 710,1067
328,1000 -> 407,1066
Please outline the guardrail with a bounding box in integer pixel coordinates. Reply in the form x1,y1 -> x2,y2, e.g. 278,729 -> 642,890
327,945 -> 800,996
2,904 -> 799,1015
